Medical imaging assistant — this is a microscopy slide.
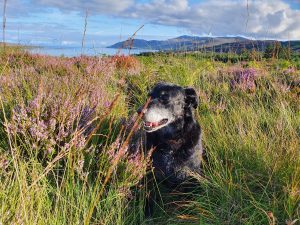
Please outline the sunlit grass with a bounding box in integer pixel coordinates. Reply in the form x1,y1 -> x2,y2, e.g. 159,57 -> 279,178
0,47 -> 299,224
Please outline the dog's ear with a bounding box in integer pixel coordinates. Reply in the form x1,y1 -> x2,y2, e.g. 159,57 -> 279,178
184,87 -> 198,109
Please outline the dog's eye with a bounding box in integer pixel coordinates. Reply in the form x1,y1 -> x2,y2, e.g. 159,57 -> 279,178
159,94 -> 169,102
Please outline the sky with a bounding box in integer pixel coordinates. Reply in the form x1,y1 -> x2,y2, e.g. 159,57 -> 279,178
2,0 -> 300,47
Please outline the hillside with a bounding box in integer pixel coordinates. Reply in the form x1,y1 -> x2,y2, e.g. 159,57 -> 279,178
108,35 -> 300,53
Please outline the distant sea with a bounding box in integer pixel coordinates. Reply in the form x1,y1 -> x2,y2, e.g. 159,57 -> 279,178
28,46 -> 156,57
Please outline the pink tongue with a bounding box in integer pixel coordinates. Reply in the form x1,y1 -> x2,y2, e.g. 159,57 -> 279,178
145,122 -> 159,127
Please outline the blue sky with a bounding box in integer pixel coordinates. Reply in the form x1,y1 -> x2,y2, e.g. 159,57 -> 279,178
2,0 -> 300,47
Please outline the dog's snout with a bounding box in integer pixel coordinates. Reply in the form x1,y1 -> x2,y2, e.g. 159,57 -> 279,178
137,98 -> 158,115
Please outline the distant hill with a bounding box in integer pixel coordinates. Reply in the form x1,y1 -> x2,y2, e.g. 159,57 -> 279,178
107,35 -> 300,53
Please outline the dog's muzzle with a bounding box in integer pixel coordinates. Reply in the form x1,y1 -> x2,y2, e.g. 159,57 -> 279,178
143,119 -> 168,131
138,104 -> 173,132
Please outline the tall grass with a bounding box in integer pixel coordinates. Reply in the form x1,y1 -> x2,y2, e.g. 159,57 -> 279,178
0,47 -> 299,224
0,48 -> 149,224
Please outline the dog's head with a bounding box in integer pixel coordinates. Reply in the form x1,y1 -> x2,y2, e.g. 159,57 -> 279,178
138,83 -> 198,132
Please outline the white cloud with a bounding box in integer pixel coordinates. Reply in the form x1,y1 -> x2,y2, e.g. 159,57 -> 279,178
122,0 -> 300,39
7,0 -> 300,40
32,0 -> 135,13
61,40 -> 77,45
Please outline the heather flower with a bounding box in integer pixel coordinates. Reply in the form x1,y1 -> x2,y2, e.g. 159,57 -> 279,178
63,143 -> 71,150
0,51 -> 138,171
57,127 -> 69,141
230,68 -> 257,92
107,138 -> 122,160
46,146 -> 55,155
78,106 -> 96,135
0,157 -> 9,170
283,67 -> 296,75
49,118 -> 56,131
104,101 -> 110,108
118,186 -> 133,200
127,152 -> 146,181
73,135 -> 86,149
28,97 -> 41,111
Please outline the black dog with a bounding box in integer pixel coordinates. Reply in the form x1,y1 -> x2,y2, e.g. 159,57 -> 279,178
130,82 -> 204,216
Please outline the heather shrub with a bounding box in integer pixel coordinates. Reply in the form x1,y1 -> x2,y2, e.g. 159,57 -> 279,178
0,50 -> 149,224
1,55 -> 117,156
230,67 -> 257,92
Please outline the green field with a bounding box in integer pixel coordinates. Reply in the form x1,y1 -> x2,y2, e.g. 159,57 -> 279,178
0,47 -> 299,224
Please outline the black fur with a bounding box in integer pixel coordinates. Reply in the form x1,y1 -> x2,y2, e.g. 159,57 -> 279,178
130,82 -> 203,217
